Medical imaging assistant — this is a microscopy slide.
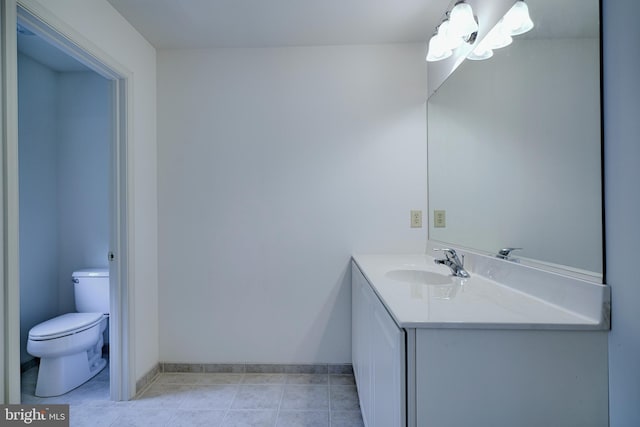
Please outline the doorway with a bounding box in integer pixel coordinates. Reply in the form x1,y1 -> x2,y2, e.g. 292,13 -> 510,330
2,2 -> 132,402
18,19 -> 112,403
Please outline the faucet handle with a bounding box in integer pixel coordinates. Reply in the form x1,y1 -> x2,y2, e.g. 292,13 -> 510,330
433,248 -> 463,265
434,248 -> 457,255
497,247 -> 522,259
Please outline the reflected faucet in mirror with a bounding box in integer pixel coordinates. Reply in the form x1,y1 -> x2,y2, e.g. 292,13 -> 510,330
496,247 -> 522,261
434,248 -> 470,278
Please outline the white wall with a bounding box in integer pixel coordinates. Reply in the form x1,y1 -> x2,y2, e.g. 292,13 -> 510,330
603,0 -> 640,425
157,44 -> 427,363
25,0 -> 159,382
17,53 -> 59,364
429,38 -> 602,273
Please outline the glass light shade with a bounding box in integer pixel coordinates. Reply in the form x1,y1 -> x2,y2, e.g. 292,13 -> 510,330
503,1 -> 534,36
448,2 -> 478,39
486,22 -> 513,49
426,34 -> 452,62
467,42 -> 494,60
438,20 -> 464,50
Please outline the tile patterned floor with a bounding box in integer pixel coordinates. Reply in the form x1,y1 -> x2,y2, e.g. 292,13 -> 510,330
21,365 -> 365,427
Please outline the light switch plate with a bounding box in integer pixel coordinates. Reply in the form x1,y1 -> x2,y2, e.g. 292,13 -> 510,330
434,210 -> 446,228
411,210 -> 422,228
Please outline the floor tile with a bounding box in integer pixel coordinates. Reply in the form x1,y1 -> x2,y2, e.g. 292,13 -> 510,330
330,410 -> 365,427
197,373 -> 245,385
179,385 -> 238,410
166,409 -> 226,427
69,403 -> 123,427
329,385 -> 360,411
222,409 -> 278,427
21,365 -> 366,427
286,374 -> 328,385
21,393 -> 43,404
276,410 -> 329,427
231,385 -> 284,410
109,407 -> 176,427
281,385 -> 329,410
93,366 -> 111,382
132,383 -> 192,408
64,378 -> 110,403
21,368 -> 38,386
242,373 -> 288,384
329,374 -> 355,386
154,373 -> 203,385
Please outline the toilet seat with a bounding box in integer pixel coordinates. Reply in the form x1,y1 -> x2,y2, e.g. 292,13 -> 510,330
28,313 -> 104,341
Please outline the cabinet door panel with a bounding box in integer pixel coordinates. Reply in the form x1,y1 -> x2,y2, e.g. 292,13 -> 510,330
352,261 -> 406,427
372,304 -> 405,427
352,263 -> 373,425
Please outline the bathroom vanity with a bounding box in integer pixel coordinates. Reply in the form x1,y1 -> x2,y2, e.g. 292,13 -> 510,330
351,253 -> 610,427
359,1 -> 608,425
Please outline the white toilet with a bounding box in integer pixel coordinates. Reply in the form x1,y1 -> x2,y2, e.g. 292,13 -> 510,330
27,268 -> 109,397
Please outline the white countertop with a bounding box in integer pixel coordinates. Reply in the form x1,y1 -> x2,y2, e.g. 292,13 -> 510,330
352,254 -> 609,330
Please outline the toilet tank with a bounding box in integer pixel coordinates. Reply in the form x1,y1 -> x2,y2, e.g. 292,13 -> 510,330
73,268 -> 110,314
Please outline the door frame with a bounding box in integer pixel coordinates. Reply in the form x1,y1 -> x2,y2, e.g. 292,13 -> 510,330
1,0 -> 135,402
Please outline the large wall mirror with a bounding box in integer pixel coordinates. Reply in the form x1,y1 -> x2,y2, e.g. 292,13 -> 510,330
427,0 -> 602,281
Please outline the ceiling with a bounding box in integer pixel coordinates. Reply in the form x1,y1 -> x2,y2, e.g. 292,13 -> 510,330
106,0 -> 450,49
106,0 -> 598,50
17,1 -> 598,73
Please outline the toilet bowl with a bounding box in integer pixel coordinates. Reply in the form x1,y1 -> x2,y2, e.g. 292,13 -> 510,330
27,268 -> 109,397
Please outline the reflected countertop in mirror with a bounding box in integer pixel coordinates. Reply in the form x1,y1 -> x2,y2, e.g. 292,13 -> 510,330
427,0 -> 602,281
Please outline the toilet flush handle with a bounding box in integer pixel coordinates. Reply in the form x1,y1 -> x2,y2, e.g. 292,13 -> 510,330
72,278 -> 79,284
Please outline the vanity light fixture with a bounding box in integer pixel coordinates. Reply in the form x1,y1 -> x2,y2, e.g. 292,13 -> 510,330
448,2 -> 479,41
467,41 -> 494,61
426,1 -> 478,62
467,0 -> 534,61
426,30 -> 453,62
485,22 -> 513,49
438,20 -> 465,50
502,0 -> 534,36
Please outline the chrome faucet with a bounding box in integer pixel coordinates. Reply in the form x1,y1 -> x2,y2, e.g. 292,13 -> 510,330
433,248 -> 470,278
496,247 -> 522,261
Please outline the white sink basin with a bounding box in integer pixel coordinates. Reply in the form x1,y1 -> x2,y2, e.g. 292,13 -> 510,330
385,269 -> 453,285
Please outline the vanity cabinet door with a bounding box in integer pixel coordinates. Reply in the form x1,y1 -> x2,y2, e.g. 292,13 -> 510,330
371,292 -> 406,427
352,261 -> 406,427
352,262 -> 373,425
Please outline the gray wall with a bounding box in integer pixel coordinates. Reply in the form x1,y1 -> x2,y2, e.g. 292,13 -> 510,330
18,55 -> 110,364
18,54 -> 59,364
603,0 -> 640,425
56,72 -> 110,315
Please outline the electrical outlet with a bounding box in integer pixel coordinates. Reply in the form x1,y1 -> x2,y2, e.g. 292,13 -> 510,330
411,210 -> 422,228
434,210 -> 446,228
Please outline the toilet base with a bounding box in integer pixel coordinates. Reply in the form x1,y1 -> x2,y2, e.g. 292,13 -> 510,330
35,352 -> 107,397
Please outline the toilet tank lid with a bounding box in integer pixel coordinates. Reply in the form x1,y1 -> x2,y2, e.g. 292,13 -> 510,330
72,268 -> 109,278
29,313 -> 104,340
